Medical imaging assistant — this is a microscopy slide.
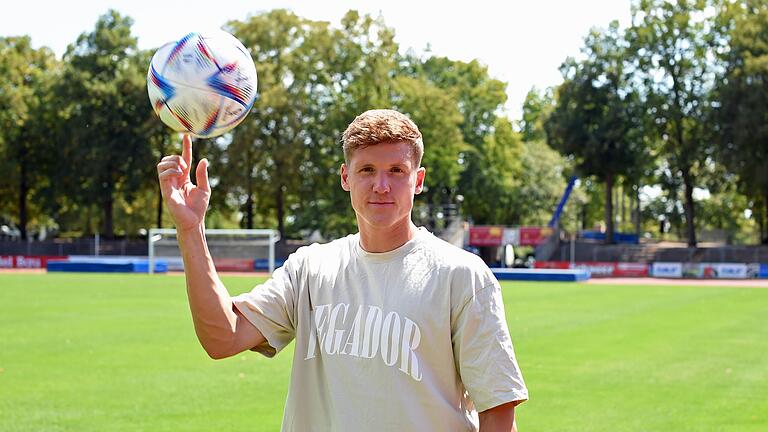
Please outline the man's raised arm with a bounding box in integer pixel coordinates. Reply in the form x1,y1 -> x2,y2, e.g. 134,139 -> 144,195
156,134 -> 265,359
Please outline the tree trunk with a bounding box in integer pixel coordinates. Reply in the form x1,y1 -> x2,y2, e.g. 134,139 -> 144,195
19,153 -> 29,240
156,137 -> 168,229
85,205 -> 93,236
613,183 -> 619,233
757,202 -> 764,244
681,167 -> 697,247
245,194 -> 254,229
275,184 -> 286,241
620,183 -> 626,231
763,194 -> 768,244
635,184 -> 641,239
156,183 -> 163,228
102,193 -> 114,238
245,166 -> 254,229
604,173 -> 614,244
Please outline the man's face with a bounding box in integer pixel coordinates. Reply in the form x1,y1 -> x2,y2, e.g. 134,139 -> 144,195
341,141 -> 426,233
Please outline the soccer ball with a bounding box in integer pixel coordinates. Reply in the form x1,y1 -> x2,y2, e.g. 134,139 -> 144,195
147,30 -> 258,139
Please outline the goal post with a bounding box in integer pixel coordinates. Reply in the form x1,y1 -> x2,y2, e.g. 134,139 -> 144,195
148,228 -> 280,275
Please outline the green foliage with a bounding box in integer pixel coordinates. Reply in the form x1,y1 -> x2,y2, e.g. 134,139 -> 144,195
519,87 -> 554,143
220,10 -> 521,237
0,36 -> 58,238
49,10 -> 158,237
514,139 -> 571,226
546,22 -> 648,243
696,184 -> 757,244
628,0 -> 717,246
459,118 -> 523,225
392,75 -> 467,223
415,57 -> 508,147
1,5 -> 766,245
223,10 -> 404,239
714,0 -> 768,242
402,56 -> 519,225
574,178 -> 608,232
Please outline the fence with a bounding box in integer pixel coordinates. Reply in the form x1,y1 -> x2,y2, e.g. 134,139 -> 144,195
0,238 -> 148,257
553,241 -> 768,263
0,237 -> 306,261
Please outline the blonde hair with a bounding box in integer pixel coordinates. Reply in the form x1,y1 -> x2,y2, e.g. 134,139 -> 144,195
341,109 -> 423,164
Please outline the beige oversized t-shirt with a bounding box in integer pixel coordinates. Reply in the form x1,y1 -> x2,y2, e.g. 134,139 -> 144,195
233,228 -> 527,431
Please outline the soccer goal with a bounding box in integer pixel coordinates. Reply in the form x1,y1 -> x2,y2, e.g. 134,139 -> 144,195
148,228 -> 281,275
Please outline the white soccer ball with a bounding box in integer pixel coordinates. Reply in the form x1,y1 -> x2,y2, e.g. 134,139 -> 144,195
147,30 -> 258,139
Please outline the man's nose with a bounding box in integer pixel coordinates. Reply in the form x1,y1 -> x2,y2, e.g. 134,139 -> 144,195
372,173 -> 390,193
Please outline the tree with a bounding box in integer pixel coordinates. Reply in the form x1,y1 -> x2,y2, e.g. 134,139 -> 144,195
404,56 -> 513,225
457,117 -> 524,225
628,0 -> 717,246
714,0 -> 768,243
52,10 -> 158,237
392,75 -> 468,229
225,10 -> 410,240
519,87 -> 554,143
295,10 -> 402,238
224,10 -> 308,238
546,22 -> 648,244
0,36 -> 58,239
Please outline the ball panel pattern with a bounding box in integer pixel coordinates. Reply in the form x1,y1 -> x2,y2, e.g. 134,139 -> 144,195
147,30 -> 257,138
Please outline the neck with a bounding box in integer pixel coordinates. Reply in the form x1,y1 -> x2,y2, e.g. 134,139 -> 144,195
358,220 -> 418,253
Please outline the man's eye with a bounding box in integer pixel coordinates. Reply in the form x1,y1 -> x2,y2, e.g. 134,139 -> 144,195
360,167 -> 374,173
391,167 -> 403,173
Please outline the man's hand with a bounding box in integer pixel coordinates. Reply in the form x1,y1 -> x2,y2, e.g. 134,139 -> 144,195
156,134 -> 210,232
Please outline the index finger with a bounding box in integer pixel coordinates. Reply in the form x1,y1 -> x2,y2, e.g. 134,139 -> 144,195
181,134 -> 192,178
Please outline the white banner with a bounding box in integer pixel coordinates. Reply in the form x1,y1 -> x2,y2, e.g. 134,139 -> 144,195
713,263 -> 748,279
652,262 -> 682,278
572,263 -> 615,277
503,228 -> 520,246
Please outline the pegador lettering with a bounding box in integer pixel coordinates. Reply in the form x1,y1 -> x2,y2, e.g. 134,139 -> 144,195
304,303 -> 422,381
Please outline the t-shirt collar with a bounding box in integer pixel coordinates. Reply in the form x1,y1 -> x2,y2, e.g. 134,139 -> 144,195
353,227 -> 429,263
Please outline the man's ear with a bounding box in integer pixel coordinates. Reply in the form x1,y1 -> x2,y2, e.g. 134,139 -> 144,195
414,167 -> 426,194
340,163 -> 350,191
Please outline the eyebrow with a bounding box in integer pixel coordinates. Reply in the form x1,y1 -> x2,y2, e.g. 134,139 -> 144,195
357,163 -> 410,170
357,161 -> 410,167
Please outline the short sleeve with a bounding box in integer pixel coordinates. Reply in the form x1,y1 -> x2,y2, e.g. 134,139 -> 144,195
451,282 -> 528,412
232,258 -> 299,358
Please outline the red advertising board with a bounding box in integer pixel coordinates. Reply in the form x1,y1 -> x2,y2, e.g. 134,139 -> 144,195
213,258 -> 255,272
0,255 -> 67,269
534,261 -> 649,278
469,226 -> 504,246
534,261 -> 569,269
614,262 -> 649,277
519,227 -> 554,246
469,226 -> 554,246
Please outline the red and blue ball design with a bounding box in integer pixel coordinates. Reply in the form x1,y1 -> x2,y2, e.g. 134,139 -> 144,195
147,30 -> 258,139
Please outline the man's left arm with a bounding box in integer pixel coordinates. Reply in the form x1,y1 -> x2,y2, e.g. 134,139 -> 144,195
450,275 -> 528,430
478,401 -> 518,432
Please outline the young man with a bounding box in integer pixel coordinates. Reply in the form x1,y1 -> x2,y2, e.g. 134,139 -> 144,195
156,109 -> 528,431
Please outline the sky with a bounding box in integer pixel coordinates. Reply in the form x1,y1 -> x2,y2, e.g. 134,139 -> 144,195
2,0 -> 633,120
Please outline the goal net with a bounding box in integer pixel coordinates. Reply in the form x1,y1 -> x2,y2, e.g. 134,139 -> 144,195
148,228 -> 280,275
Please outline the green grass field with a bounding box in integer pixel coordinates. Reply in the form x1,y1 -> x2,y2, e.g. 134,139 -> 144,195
1,272 -> 766,431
